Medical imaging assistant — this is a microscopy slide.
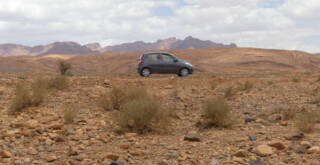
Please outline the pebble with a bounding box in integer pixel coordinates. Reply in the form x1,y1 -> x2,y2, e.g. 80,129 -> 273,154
307,146 -> 320,154
184,133 -> 201,142
255,144 -> 274,157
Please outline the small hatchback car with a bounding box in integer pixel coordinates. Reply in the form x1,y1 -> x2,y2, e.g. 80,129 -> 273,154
137,52 -> 194,77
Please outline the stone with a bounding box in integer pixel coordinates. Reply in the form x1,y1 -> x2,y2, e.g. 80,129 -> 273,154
28,147 -> 38,155
300,141 -> 311,148
158,161 -> 168,165
25,120 -> 39,129
245,118 -> 256,123
111,161 -> 126,165
268,141 -> 286,150
210,158 -> 219,165
255,144 -> 273,157
0,150 -> 12,158
168,153 -> 177,159
124,133 -> 137,138
295,147 -> 307,154
119,142 -> 130,149
105,153 -> 119,161
234,149 -> 248,157
288,133 -> 304,140
249,160 -> 266,165
249,136 -> 257,141
307,146 -> 320,154
232,157 -> 245,164
184,133 -> 201,142
47,155 -> 57,162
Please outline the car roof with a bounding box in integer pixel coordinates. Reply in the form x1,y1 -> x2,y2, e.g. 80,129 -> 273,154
143,52 -> 172,55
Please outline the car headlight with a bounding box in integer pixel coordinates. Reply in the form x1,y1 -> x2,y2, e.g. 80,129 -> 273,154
185,62 -> 193,67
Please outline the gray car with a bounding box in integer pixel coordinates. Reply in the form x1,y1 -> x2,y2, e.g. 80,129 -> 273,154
137,52 -> 194,77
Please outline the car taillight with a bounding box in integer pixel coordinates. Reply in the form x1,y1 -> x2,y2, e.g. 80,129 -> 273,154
139,58 -> 144,65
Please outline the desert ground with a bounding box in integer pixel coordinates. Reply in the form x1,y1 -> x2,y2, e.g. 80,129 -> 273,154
1,48 -> 320,165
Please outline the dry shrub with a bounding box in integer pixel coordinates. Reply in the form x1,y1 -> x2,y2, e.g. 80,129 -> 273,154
98,84 -> 148,110
58,60 -> 71,75
210,81 -> 218,90
282,108 -> 296,120
48,75 -> 68,90
31,84 -> 46,106
97,94 -> 112,111
267,81 -> 273,85
109,84 -> 127,110
115,96 -> 168,134
243,80 -> 253,92
9,83 -> 32,113
203,98 -> 232,128
292,78 -> 300,83
63,104 -> 78,124
311,94 -> 320,104
295,111 -> 319,133
224,87 -> 236,98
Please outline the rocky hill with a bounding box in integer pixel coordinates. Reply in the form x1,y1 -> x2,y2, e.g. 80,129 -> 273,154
0,48 -> 319,74
0,36 -> 236,57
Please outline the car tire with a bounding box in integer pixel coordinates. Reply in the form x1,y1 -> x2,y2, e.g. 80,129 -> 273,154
140,68 -> 151,77
179,68 -> 189,77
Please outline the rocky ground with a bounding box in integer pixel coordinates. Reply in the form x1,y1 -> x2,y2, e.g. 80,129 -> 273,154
1,72 -> 320,165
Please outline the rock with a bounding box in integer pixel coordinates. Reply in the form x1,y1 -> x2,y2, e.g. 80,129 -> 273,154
268,114 -> 282,122
288,133 -> 304,140
158,161 -> 168,165
25,120 -> 39,129
103,79 -> 112,88
168,153 -> 177,159
119,142 -> 130,149
210,158 -> 219,165
49,123 -> 64,130
300,141 -> 311,148
105,153 -> 119,161
295,147 -> 307,154
184,133 -> 201,142
249,136 -> 257,141
255,144 -> 273,157
232,157 -> 245,164
110,161 -> 126,165
245,118 -> 256,123
28,147 -> 38,155
68,147 -> 78,156
234,149 -> 248,157
124,133 -> 137,138
249,160 -> 266,165
268,141 -> 286,150
0,150 -> 12,158
47,155 -> 57,162
307,146 -> 320,154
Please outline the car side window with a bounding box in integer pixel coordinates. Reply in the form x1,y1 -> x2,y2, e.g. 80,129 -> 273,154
161,54 -> 175,63
147,54 -> 160,61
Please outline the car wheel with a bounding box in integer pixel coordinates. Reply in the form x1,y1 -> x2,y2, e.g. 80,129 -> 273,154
179,68 -> 189,77
141,68 -> 151,77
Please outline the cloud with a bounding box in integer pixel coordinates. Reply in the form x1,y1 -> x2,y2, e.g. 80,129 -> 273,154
0,0 -> 319,53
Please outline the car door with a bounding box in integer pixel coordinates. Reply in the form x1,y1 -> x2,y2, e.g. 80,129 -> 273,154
160,53 -> 179,73
146,53 -> 162,73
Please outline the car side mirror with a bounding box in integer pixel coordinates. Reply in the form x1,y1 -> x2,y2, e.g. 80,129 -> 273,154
174,59 -> 178,63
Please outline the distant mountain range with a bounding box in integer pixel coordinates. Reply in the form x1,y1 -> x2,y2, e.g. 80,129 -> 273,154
0,36 -> 236,57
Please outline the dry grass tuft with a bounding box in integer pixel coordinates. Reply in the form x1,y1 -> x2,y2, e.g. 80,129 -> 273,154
224,87 -> 236,98
243,80 -> 253,92
203,98 -> 232,128
63,104 -> 78,124
9,83 -> 32,113
115,94 -> 168,134
295,111 -> 319,133
47,75 -> 68,90
282,108 -> 296,120
58,60 -> 72,75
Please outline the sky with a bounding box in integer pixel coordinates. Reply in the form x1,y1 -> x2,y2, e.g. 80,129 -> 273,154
0,0 -> 319,53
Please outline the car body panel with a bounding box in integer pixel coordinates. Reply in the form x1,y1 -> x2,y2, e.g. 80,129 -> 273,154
137,52 -> 194,76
